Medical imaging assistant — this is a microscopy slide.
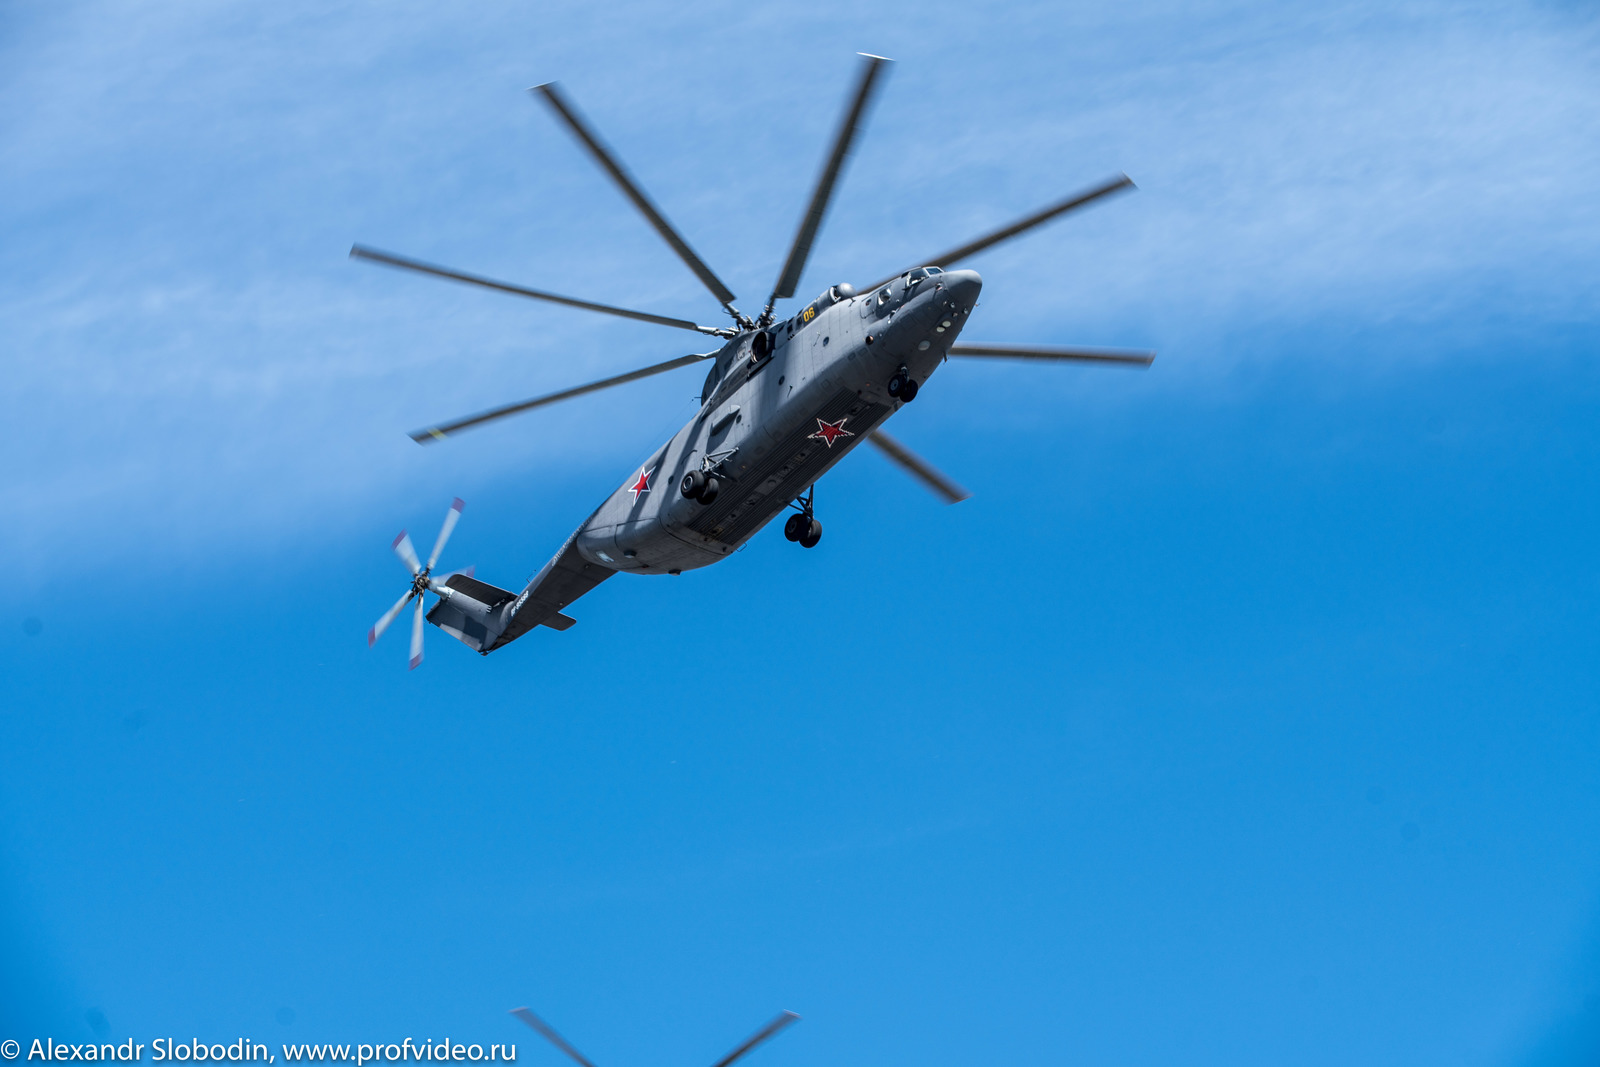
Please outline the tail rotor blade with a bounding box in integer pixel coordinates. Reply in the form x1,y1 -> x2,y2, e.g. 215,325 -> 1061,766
393,531 -> 422,575
707,1011 -> 801,1067
408,596 -> 426,670
368,590 -> 415,647
867,430 -> 971,504
508,1009 -> 600,1067
427,498 -> 465,571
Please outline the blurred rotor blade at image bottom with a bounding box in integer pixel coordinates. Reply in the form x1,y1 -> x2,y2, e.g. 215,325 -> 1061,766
707,1011 -> 801,1067
949,342 -> 1155,366
868,430 -> 971,504
507,1009 -> 598,1067
411,352 -> 715,443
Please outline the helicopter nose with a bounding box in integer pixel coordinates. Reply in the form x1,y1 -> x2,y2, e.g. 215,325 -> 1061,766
943,268 -> 982,307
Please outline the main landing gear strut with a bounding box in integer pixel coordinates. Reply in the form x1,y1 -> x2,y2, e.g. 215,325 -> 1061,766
783,485 -> 822,548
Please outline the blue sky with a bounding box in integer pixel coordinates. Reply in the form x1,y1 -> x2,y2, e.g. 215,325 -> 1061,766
3,1 -> 1599,1065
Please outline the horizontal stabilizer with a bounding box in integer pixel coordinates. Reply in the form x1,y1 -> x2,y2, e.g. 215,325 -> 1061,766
445,573 -> 515,607
445,574 -> 575,630
428,572 -> 581,651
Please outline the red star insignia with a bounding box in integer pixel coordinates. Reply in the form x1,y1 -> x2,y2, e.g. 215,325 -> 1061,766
627,465 -> 655,500
809,417 -> 855,448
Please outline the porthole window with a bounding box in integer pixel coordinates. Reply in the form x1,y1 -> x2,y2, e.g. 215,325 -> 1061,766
823,336 -> 830,346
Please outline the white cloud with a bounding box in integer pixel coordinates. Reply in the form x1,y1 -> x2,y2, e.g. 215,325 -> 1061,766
2,0 -> 1595,577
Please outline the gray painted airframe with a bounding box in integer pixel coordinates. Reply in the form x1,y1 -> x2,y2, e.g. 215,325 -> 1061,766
361,56 -> 1155,667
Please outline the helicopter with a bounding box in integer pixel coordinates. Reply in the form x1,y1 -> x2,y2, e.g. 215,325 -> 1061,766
363,54 -> 1154,667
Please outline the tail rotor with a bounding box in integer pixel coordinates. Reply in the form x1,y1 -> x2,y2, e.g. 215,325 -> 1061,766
368,498 -> 466,669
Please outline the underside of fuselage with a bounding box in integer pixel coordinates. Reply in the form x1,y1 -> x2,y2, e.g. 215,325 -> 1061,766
572,267 -> 983,575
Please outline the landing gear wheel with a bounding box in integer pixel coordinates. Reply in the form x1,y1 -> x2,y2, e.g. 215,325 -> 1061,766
886,373 -> 906,398
899,378 -> 920,402
786,485 -> 820,547
699,476 -> 721,506
681,470 -> 707,500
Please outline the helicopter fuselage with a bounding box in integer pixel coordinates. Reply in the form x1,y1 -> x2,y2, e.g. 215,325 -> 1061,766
364,55 -> 1148,667
570,267 -> 982,575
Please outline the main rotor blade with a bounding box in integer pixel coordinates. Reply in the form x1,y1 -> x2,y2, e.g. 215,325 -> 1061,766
863,173 -> 1135,292
368,590 -> 415,647
508,1008 -> 599,1067
426,497 -> 465,571
707,1011 -> 801,1067
950,342 -> 1155,367
408,596 -> 425,670
534,82 -> 738,312
393,531 -> 422,575
768,54 -> 891,308
350,246 -> 726,335
867,430 -> 971,505
411,352 -> 714,444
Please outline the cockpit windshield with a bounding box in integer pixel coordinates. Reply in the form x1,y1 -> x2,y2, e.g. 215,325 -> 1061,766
905,266 -> 944,283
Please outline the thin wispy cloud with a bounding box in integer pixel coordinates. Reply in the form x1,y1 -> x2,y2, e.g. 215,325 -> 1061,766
2,0 -> 1596,576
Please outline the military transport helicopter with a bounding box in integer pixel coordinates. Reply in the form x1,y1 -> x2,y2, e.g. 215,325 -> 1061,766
363,54 -> 1154,667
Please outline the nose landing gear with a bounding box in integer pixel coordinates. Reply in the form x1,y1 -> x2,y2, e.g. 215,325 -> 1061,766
783,486 -> 823,548
886,364 -> 920,402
